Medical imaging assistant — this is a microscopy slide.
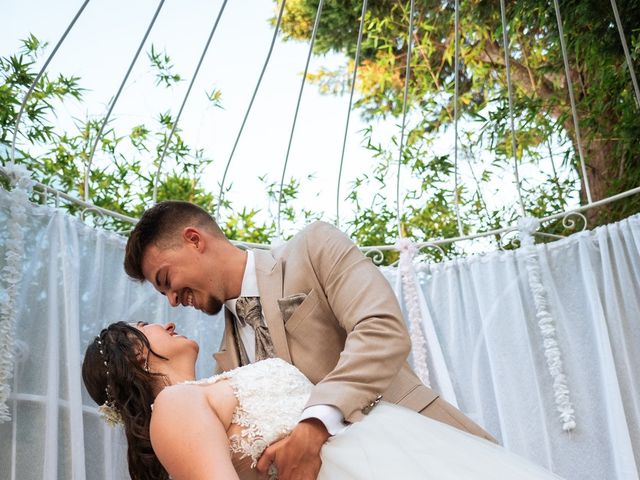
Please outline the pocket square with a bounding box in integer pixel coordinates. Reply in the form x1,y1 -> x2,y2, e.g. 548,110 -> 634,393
277,293 -> 307,324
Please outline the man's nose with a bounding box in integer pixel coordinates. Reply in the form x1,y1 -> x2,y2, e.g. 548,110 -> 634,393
167,291 -> 179,307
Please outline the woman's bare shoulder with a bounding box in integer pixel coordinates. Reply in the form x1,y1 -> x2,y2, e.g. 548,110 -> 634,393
151,384 -> 208,428
149,384 -> 240,480
154,383 -> 204,407
151,381 -> 237,432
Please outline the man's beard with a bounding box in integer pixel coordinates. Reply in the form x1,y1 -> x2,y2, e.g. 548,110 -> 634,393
203,296 -> 223,315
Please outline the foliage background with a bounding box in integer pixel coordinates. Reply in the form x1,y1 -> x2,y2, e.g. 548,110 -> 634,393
2,0 -> 639,264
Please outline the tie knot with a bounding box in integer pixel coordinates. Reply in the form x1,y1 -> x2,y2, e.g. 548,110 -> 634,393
236,296 -> 262,327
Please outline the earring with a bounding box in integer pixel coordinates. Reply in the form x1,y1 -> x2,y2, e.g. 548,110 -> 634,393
144,358 -> 149,372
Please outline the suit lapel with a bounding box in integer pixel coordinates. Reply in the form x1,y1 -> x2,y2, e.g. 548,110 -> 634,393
253,249 -> 292,363
213,308 -> 241,372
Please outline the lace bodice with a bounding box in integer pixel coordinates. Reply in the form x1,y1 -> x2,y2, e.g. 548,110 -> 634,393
185,358 -> 313,468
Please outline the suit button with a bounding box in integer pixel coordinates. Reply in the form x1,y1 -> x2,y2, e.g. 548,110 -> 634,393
362,395 -> 382,415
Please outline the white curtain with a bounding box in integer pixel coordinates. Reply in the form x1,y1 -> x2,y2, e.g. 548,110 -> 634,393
384,216 -> 640,480
0,185 -> 638,480
0,187 -> 223,480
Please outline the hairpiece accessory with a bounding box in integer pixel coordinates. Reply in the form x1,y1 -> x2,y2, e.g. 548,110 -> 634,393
97,400 -> 123,427
95,337 -> 123,427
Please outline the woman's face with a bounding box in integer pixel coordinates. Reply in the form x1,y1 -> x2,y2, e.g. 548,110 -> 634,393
134,322 -> 199,361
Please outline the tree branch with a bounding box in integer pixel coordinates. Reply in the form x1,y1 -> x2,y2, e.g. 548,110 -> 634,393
477,40 -> 557,100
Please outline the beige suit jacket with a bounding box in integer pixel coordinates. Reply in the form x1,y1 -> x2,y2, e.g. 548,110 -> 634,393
213,221 -> 438,423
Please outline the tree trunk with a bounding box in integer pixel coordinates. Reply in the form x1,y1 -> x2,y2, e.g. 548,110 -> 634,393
565,121 -> 621,226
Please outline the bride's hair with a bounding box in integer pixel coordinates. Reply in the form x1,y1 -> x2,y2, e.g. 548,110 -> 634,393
82,321 -> 169,480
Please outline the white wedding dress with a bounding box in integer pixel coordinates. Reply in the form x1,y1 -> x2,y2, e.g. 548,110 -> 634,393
188,358 -> 564,479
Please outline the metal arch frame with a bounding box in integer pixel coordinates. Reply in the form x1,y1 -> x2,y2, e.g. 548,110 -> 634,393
5,0 -> 640,257
5,162 -> 639,256
11,0 -> 91,165
551,0 -> 592,204
83,0 -> 166,202
394,0 -> 416,239
610,0 -> 640,108
335,0 -> 368,230
216,0 -> 288,222
363,185 -> 640,255
452,0 -> 464,237
276,0 -> 326,236
152,0 -> 229,204
498,0 -> 527,216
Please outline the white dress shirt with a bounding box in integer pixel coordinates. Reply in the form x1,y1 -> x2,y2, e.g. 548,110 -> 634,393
224,250 -> 348,435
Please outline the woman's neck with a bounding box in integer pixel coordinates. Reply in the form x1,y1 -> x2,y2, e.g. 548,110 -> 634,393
152,362 -> 197,396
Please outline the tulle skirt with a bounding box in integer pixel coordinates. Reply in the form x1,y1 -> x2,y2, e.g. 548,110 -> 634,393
318,403 -> 563,480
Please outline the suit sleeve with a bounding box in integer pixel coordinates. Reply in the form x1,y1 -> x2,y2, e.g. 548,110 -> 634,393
303,222 -> 411,423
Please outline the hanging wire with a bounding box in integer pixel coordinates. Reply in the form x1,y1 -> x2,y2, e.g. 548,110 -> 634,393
10,0 -> 91,165
609,0 -> 640,109
152,0 -> 228,204
83,0 -> 166,202
453,0 -> 464,236
395,0 -> 416,239
216,0 -> 287,221
335,0 -> 368,230
276,0 -> 325,236
551,0 -> 592,204
498,0 -> 526,216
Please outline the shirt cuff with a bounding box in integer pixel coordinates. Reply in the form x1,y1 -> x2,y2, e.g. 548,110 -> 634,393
299,405 -> 349,436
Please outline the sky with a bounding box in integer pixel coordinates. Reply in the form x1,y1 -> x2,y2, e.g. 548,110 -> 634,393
2,0 -> 398,231
2,0 -> 579,247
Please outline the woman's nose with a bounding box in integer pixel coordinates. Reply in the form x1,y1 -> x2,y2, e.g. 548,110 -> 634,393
164,322 -> 176,333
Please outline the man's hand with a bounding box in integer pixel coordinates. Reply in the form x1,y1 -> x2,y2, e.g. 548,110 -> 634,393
256,418 -> 330,480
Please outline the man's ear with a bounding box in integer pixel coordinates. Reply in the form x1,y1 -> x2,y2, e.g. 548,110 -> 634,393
182,227 -> 204,251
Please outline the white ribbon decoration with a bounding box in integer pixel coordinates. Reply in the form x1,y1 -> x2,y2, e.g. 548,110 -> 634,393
395,239 -> 460,409
0,163 -> 32,422
518,217 -> 576,431
396,238 -> 431,386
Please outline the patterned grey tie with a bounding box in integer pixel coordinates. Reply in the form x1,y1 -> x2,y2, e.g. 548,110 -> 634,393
235,296 -> 276,362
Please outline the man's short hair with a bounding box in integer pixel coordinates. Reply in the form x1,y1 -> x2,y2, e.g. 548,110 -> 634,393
124,201 -> 224,281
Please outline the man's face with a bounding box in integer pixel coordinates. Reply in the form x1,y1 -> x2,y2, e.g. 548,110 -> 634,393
140,238 -> 224,316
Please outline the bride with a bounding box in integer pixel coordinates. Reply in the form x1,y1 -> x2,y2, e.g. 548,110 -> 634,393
82,321 -> 564,480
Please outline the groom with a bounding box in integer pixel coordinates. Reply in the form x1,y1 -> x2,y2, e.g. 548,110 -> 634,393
124,201 -> 495,480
